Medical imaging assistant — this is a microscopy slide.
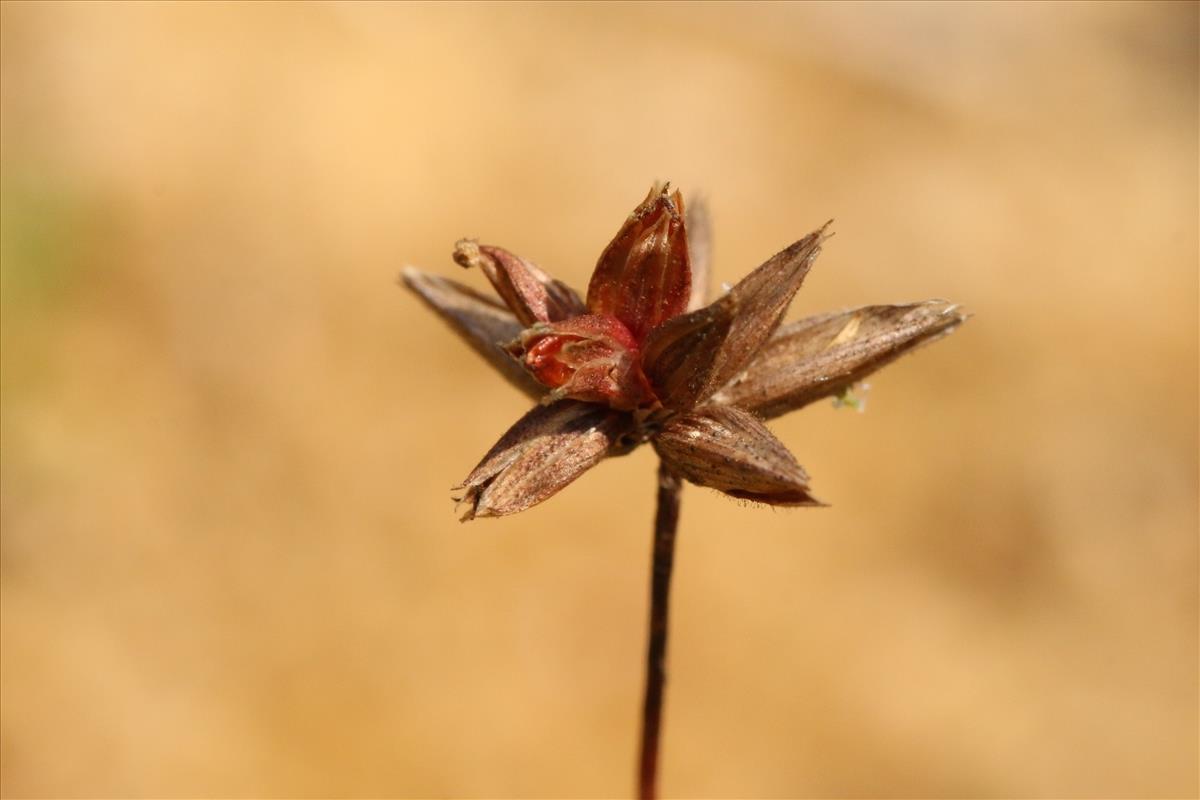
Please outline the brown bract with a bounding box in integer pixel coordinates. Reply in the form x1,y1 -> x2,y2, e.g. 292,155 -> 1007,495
401,184 -> 968,520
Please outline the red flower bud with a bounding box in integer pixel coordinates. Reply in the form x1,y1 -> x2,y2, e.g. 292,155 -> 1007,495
586,184 -> 691,342
508,314 -> 658,411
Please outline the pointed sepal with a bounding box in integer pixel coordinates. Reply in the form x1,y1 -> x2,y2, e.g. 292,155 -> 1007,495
713,301 -> 968,418
653,405 -> 821,506
455,401 -> 633,520
400,267 -> 545,399
642,222 -> 831,410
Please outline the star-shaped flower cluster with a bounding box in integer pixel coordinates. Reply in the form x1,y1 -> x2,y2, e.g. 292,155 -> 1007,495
403,184 -> 966,520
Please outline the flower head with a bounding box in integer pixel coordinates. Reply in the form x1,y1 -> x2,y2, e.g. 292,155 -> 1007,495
403,184 -> 967,520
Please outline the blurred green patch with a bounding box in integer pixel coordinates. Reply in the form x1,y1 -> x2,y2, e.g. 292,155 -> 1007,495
0,168 -> 88,402
0,168 -> 84,315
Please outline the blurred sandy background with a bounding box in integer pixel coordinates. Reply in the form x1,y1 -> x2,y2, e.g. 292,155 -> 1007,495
1,2 -> 1196,798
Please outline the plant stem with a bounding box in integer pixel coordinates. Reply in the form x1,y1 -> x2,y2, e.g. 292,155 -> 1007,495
638,460 -> 682,800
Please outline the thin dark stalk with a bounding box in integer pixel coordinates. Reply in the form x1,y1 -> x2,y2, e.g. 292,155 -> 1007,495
638,460 -> 682,800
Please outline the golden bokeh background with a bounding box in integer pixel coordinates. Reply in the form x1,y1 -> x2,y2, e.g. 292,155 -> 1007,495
1,2 -> 1196,797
